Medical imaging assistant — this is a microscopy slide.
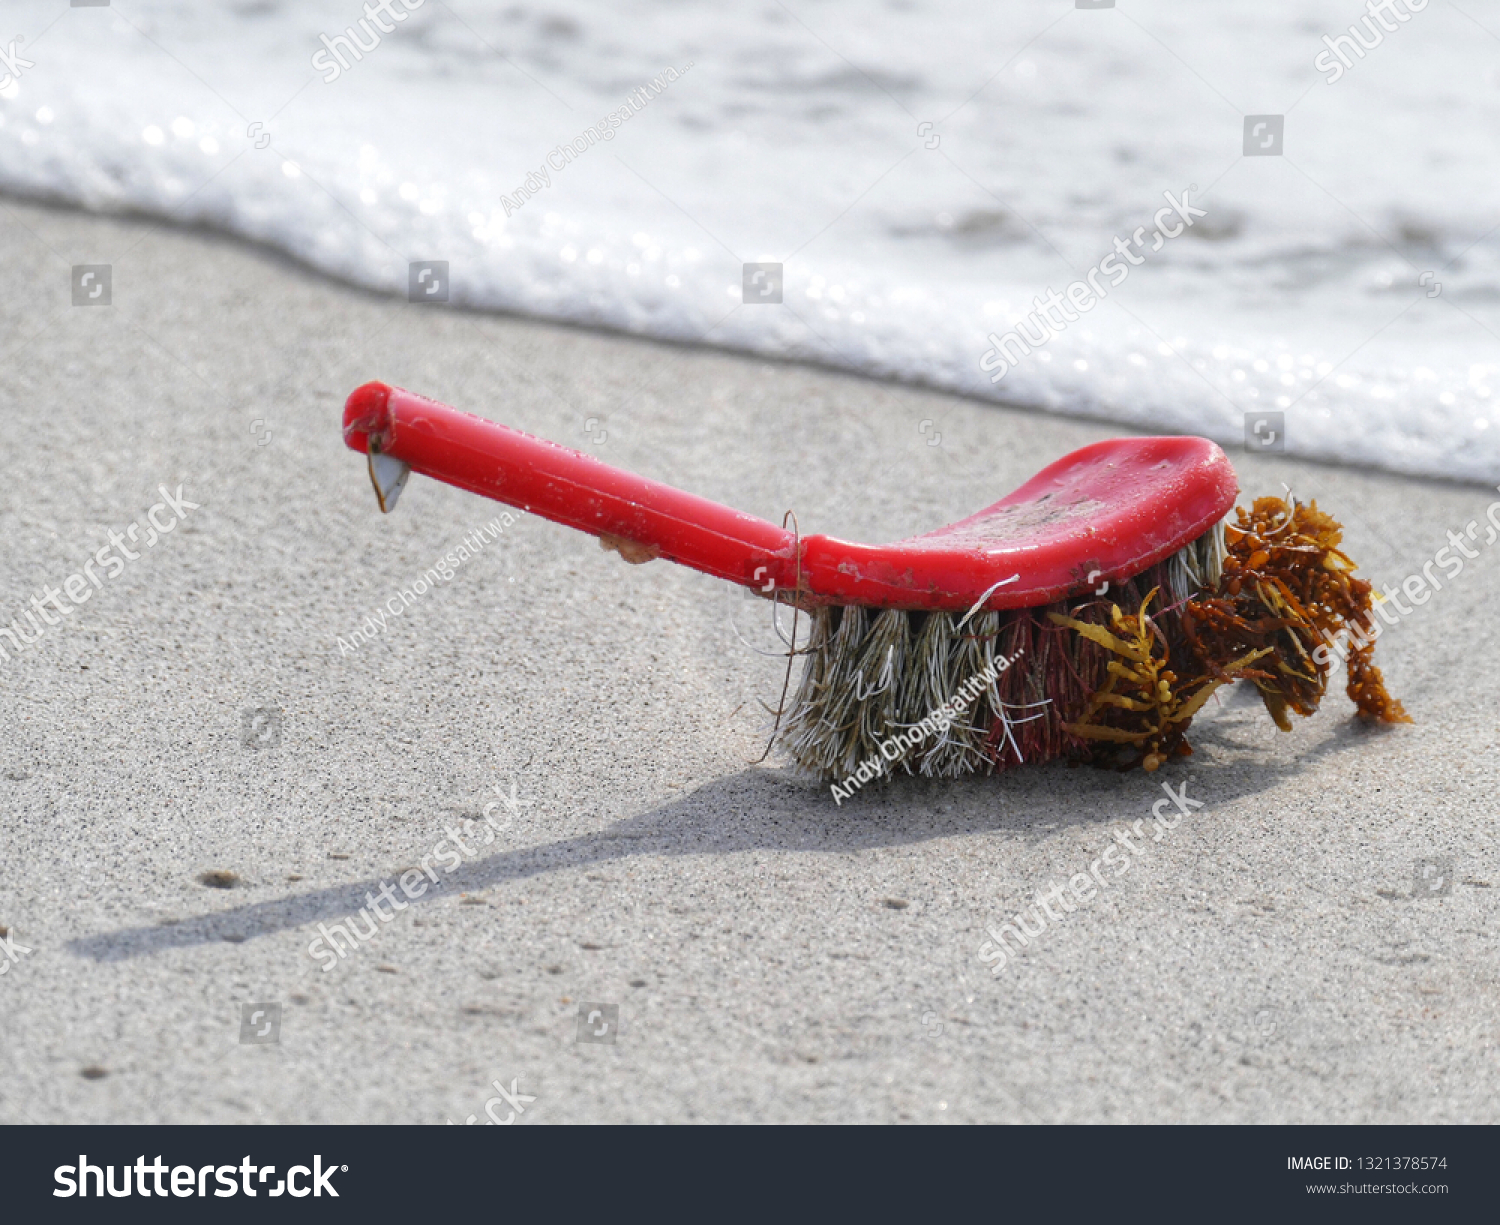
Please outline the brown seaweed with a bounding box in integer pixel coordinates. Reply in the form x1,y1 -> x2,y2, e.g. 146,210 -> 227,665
1185,495 -> 1409,728
1049,495 -> 1409,769
1049,590 -> 1269,771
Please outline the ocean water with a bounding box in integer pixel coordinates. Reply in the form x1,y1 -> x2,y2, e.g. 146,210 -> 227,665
4,0 -> 1498,482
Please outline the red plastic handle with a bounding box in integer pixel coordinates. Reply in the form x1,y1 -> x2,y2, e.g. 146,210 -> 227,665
343,382 -> 795,586
343,382 -> 1237,611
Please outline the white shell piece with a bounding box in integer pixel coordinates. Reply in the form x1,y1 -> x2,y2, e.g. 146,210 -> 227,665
368,447 -> 412,513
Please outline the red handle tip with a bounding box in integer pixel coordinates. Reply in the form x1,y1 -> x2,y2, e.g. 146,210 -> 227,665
343,381 -> 393,452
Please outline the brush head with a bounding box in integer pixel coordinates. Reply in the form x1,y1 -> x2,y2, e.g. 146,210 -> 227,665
777,495 -> 1409,787
778,530 -> 1227,782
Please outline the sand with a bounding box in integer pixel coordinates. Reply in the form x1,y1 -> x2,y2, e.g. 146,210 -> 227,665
0,195 -> 1495,1124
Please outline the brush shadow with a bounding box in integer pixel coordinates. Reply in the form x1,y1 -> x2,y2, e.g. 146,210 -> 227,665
65,716 -> 1386,964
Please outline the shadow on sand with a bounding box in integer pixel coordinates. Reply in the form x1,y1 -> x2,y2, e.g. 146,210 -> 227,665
67,705 -> 1393,963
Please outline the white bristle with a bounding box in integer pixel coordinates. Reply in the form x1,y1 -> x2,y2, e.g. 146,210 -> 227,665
774,527 -> 1226,782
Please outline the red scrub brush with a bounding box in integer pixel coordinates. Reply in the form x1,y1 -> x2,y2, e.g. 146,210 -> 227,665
341,382 -> 1408,782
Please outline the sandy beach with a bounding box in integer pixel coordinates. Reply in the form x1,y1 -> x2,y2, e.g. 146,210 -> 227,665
0,194 -> 1496,1125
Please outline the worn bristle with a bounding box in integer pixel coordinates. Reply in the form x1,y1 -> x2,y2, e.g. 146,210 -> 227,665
778,524 -> 1228,782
